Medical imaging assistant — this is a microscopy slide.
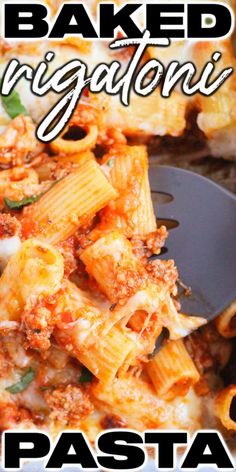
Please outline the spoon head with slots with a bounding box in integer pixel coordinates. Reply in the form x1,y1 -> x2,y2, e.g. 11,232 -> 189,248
149,165 -> 236,321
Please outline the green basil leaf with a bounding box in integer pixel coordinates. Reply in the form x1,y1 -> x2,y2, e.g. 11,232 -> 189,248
3,178 -> 62,211
79,367 -> 93,383
4,194 -> 42,210
1,86 -> 28,119
6,368 -> 35,394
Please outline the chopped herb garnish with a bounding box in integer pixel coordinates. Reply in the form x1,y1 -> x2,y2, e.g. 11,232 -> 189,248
0,83 -> 28,119
107,159 -> 114,168
4,179 -> 61,211
79,367 -> 93,383
4,194 -> 42,210
6,368 -> 35,394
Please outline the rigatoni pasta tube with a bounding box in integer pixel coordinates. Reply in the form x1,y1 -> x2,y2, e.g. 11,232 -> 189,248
101,145 -> 156,237
0,167 -> 38,207
128,309 -> 162,354
215,386 -> 236,431
146,339 -> 200,400
71,325 -> 137,384
80,230 -> 146,303
115,285 -> 205,343
50,125 -> 98,154
0,167 -> 38,188
81,232 -> 202,359
34,151 -> 95,182
0,239 -> 64,322
132,167 -> 157,236
215,301 -> 236,338
193,41 -> 236,136
25,159 -> 117,244
55,150 -> 95,167
113,285 -> 204,359
53,281 -> 138,384
91,374 -> 172,430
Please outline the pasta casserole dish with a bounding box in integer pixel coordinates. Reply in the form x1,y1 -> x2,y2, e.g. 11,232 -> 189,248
0,0 -> 235,449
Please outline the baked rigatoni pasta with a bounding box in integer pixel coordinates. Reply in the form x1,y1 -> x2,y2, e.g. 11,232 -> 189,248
100,145 -> 157,237
50,124 -> 98,155
91,373 -> 202,431
55,323 -> 137,384
62,325 -> 137,384
215,386 -> 236,431
215,301 -> 236,338
53,150 -> 95,167
146,339 -> 200,400
23,159 -> 117,244
115,285 -> 205,342
0,3 -> 235,444
0,167 -> 39,208
91,374 -> 170,430
0,126 -> 228,443
80,230 -> 146,303
0,239 -> 64,322
80,231 -> 205,359
51,281 -> 138,383
193,40 -> 236,137
115,285 -> 205,359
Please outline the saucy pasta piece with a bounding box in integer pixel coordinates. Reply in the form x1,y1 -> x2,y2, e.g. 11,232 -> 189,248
116,285 -> 205,342
100,145 -> 156,237
54,150 -> 95,167
215,301 -> 236,338
215,385 -> 236,431
146,339 -> 200,400
52,281 -> 138,383
80,230 -> 147,304
23,159 -> 118,244
50,124 -> 98,154
81,231 -> 202,359
104,284 -> 205,360
91,374 -> 171,430
0,167 -> 39,208
0,238 -> 64,322
68,325 -> 137,385
193,41 -> 236,137
91,374 -> 202,432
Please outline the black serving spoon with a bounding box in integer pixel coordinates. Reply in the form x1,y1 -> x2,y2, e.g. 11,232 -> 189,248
149,165 -> 236,322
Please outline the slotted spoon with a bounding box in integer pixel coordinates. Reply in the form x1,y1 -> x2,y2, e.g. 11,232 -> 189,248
149,165 -> 236,321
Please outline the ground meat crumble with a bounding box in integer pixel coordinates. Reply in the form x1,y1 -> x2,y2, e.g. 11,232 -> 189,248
44,384 -> 94,426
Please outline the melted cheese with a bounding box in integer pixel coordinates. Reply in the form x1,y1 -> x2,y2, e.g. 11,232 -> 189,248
0,236 -> 21,271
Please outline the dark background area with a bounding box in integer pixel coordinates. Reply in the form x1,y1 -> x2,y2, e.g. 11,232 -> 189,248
148,125 -> 236,194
